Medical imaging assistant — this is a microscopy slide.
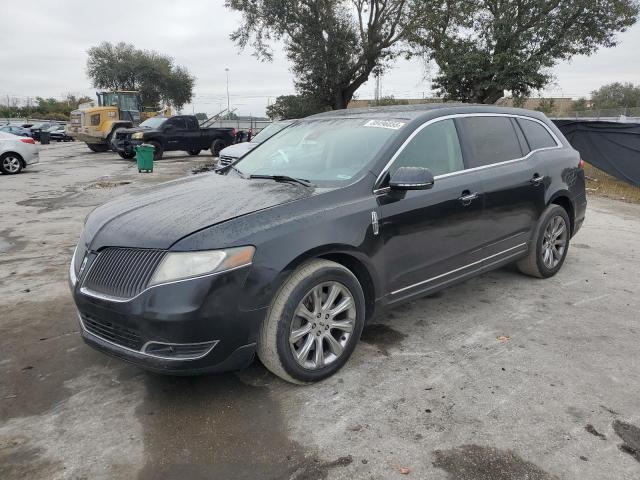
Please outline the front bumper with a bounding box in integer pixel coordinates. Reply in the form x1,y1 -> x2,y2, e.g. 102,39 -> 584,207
72,266 -> 266,374
112,137 -> 142,155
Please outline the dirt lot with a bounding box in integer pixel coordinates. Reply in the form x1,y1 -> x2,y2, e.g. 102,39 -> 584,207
1,143 -> 639,480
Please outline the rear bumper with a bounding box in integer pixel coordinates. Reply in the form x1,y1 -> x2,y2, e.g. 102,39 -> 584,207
573,192 -> 587,237
72,266 -> 266,375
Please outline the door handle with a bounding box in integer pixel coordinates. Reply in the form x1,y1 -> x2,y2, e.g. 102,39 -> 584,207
458,191 -> 478,206
530,174 -> 546,186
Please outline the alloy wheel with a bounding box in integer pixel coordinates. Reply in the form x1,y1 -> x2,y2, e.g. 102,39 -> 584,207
2,155 -> 21,173
289,281 -> 356,370
541,215 -> 567,269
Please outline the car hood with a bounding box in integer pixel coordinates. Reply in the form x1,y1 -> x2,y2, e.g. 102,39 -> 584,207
83,173 -> 325,251
219,142 -> 257,159
116,126 -> 149,135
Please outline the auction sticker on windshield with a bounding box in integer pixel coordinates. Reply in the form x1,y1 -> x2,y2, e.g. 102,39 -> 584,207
363,120 -> 406,130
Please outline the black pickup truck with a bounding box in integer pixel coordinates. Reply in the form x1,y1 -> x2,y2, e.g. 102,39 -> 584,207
112,115 -> 235,160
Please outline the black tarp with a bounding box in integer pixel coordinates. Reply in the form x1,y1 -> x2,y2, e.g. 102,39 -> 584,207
552,120 -> 640,186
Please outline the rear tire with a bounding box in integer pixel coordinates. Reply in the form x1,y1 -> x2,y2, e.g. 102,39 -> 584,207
0,152 -> 24,174
210,139 -> 226,157
257,259 -> 365,384
517,204 -> 571,278
118,151 -> 136,160
87,143 -> 109,153
149,141 -> 163,160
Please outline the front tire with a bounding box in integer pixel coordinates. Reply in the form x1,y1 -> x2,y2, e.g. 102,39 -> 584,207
86,143 -> 109,153
517,204 -> 571,278
149,141 -> 163,160
187,149 -> 201,156
0,153 -> 23,174
118,151 -> 136,160
257,259 -> 365,384
210,139 -> 226,157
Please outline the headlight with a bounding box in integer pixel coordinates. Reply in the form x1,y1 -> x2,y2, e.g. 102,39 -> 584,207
69,244 -> 78,285
149,246 -> 255,287
131,132 -> 143,140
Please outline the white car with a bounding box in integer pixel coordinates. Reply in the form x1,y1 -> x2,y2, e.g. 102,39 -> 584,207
0,131 -> 39,174
217,120 -> 296,167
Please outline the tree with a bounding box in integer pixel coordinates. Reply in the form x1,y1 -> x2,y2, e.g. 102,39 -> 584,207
535,97 -> 556,115
86,42 -> 195,110
590,82 -> 640,109
194,112 -> 208,121
226,0 -> 423,110
265,95 -> 328,119
373,95 -> 409,106
571,97 -> 589,112
410,0 -> 639,104
0,94 -> 93,120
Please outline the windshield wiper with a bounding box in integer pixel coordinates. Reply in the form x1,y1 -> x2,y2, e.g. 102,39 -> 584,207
249,174 -> 314,187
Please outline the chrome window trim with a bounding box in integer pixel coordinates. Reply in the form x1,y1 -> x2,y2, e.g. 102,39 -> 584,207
374,113 -> 562,191
78,313 -> 219,361
390,242 -> 527,296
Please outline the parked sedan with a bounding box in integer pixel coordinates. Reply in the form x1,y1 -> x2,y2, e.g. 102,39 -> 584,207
47,124 -> 73,142
69,104 -> 586,384
29,123 -> 54,141
217,120 -> 296,167
0,132 -> 39,174
0,125 -> 31,137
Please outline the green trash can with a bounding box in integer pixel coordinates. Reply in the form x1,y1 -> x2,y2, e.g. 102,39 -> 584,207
135,144 -> 155,173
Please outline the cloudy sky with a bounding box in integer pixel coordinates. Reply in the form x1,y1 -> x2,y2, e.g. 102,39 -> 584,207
1,1 -> 639,117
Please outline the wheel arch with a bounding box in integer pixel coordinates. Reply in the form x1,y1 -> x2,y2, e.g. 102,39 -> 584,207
279,246 -> 379,324
107,121 -> 133,135
548,192 -> 575,236
1,151 -> 25,166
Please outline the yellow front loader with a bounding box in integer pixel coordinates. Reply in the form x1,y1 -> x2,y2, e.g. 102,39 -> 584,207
65,91 -> 171,152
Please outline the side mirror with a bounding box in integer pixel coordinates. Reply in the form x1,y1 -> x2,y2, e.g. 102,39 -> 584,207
389,166 -> 434,190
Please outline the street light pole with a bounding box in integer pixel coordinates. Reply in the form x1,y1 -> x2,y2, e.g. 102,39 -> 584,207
225,68 -> 230,118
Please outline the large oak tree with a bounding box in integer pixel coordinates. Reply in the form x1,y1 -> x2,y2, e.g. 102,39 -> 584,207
411,0 -> 639,104
226,0 -> 423,110
86,42 -> 195,110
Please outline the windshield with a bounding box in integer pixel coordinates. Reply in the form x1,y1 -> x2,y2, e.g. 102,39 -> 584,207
251,122 -> 289,144
139,117 -> 167,129
236,118 -> 404,186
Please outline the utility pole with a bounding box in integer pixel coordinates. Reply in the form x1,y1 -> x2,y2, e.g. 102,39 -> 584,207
225,68 -> 230,118
374,75 -> 380,104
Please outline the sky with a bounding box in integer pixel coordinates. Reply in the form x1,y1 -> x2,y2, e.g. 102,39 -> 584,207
1,1 -> 639,117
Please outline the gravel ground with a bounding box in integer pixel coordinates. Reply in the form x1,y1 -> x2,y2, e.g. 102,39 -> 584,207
1,142 -> 639,480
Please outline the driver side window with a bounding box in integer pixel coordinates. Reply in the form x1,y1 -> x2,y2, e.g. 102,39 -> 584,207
390,119 -> 464,177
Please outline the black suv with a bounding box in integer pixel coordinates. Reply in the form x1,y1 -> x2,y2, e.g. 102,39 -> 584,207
69,105 -> 586,384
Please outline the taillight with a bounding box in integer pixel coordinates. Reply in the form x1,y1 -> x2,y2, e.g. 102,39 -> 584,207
230,128 -> 237,137
20,138 -> 35,144
578,158 -> 585,169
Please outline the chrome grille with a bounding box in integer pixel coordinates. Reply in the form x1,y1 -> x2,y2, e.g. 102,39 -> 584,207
82,247 -> 167,299
218,155 -> 235,167
81,313 -> 144,351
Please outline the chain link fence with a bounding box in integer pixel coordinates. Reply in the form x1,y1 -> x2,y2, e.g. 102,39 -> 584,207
566,107 -> 640,121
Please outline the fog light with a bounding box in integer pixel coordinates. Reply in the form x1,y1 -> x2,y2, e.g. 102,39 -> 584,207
141,340 -> 218,360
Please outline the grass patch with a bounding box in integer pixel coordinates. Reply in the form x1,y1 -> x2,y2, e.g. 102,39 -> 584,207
584,163 -> 640,204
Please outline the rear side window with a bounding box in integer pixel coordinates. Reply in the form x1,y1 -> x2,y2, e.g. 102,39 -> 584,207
390,119 -> 464,177
458,116 -> 523,167
168,118 -> 187,130
517,118 -> 558,150
186,117 -> 199,129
